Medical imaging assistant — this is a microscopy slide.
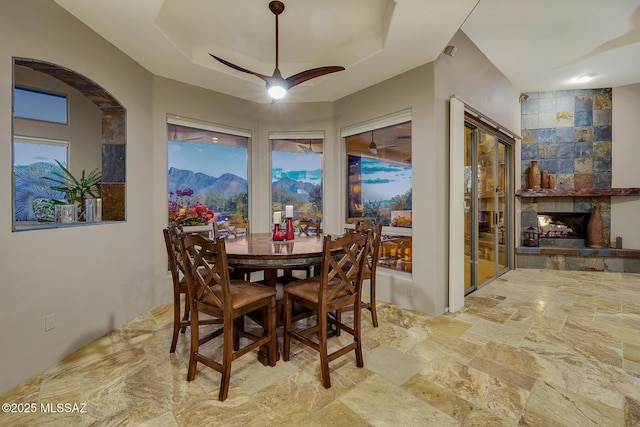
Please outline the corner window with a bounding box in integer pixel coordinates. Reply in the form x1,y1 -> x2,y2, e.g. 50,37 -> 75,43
270,135 -> 323,224
167,119 -> 249,226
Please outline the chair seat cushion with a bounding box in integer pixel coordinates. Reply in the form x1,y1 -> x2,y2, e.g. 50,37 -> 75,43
284,277 -> 350,304
202,280 -> 276,310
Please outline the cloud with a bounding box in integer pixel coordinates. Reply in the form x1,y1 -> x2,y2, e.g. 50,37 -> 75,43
363,178 -> 394,184
361,164 -> 405,174
169,143 -> 182,151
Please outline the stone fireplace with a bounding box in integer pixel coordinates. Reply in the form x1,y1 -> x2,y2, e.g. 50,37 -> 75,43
515,89 -> 640,272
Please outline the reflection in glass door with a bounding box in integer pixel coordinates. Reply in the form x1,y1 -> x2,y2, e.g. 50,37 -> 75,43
464,123 -> 511,294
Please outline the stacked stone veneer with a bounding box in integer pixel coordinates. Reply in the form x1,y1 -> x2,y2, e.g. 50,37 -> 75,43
520,89 -> 612,248
514,89 -> 640,272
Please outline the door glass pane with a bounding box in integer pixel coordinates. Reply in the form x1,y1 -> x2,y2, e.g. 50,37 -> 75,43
497,143 -> 507,271
477,130 -> 496,285
464,126 -> 473,291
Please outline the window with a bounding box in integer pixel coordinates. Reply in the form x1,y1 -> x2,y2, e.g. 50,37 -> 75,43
14,87 -> 67,124
345,121 -> 412,228
270,135 -> 323,223
13,137 -> 68,222
344,116 -> 412,273
167,119 -> 249,226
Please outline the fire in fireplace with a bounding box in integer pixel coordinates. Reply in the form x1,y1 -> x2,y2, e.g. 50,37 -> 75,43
537,212 -> 590,239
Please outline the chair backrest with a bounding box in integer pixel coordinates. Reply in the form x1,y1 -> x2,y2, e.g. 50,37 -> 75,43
298,218 -> 321,236
163,226 -> 187,292
318,231 -> 369,304
179,232 -> 232,314
182,223 -> 217,239
355,222 -> 383,274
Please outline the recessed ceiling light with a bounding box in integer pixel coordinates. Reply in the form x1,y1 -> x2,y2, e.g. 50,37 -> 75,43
570,75 -> 593,84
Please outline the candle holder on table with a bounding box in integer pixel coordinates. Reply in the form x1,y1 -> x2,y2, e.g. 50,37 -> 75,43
285,217 -> 294,240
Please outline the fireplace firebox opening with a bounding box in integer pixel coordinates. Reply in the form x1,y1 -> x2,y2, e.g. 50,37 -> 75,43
537,212 -> 590,239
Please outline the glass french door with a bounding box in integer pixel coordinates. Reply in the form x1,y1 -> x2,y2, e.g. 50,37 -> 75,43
464,123 -> 511,294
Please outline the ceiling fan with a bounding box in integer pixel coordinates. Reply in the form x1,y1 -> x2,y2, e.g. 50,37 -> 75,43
210,1 -> 345,101
368,131 -> 396,155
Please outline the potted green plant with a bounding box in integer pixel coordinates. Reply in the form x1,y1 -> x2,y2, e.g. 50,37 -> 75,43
43,159 -> 102,222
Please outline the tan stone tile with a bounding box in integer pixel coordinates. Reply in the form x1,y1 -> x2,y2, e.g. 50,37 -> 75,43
421,357 -> 529,423
624,342 -> 640,363
340,375 -> 459,426
423,314 -> 473,337
463,407 -> 513,427
625,396 -> 640,427
468,356 -> 536,391
402,374 -> 474,422
313,401 -> 371,426
409,330 -> 482,365
526,380 -> 623,426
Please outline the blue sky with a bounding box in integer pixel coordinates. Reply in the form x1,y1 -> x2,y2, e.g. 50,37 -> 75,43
168,141 -> 247,178
14,142 -> 67,166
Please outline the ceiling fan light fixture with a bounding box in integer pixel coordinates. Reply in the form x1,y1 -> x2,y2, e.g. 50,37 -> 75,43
268,84 -> 287,99
209,1 -> 344,102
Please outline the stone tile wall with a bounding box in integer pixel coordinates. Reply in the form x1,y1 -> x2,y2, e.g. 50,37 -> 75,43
520,89 -> 613,247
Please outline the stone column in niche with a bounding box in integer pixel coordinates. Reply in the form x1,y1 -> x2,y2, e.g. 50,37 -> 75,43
101,109 -> 126,221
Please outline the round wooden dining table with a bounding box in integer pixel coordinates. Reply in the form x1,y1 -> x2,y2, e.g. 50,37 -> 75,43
223,232 -> 324,285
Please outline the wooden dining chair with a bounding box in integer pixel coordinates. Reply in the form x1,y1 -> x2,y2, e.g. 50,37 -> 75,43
336,222 -> 383,330
163,226 -> 221,353
182,223 -> 218,239
163,226 -> 191,353
179,232 -> 277,401
283,231 -> 369,388
297,218 -> 321,236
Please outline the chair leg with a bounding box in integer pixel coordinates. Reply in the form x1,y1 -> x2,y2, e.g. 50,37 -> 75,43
267,298 -> 277,367
186,311 -> 199,381
218,323 -> 234,401
318,310 -> 331,388
369,277 -> 378,327
283,295 -> 290,361
181,296 -> 190,332
354,301 -> 364,368
170,293 -> 182,353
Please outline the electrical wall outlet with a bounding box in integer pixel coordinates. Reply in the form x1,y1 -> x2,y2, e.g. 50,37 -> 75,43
45,313 -> 55,332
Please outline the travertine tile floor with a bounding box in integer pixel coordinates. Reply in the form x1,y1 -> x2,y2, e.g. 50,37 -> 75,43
2,269 -> 640,426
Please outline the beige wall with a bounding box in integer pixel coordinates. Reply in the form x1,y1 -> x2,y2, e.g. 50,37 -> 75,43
1,1 -> 154,393
435,30 -> 520,305
612,84 -> 640,249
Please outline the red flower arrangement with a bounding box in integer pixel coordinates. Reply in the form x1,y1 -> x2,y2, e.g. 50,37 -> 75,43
168,188 -> 214,226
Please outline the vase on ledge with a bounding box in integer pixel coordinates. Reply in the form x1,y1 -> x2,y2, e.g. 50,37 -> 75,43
529,160 -> 541,189
587,205 -> 605,248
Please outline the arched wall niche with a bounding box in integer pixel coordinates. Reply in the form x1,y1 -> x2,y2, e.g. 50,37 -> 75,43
13,58 -> 126,223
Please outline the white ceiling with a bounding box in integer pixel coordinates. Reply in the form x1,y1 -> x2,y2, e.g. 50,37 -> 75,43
53,0 -> 640,104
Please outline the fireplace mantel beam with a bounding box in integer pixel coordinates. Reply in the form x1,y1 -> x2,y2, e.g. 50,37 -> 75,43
516,188 -> 640,198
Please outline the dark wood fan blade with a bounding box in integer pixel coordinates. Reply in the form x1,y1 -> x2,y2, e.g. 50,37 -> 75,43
210,54 -> 275,83
285,66 -> 345,88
